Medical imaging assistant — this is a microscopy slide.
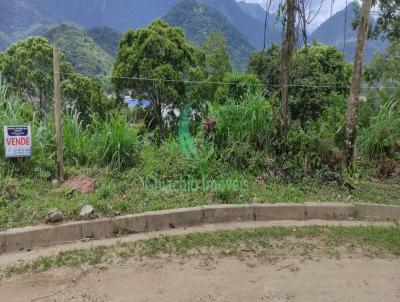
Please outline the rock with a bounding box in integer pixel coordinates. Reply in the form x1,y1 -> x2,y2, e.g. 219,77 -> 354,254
65,176 -> 96,194
80,204 -> 94,218
51,179 -> 59,187
396,140 -> 400,152
45,209 -> 64,224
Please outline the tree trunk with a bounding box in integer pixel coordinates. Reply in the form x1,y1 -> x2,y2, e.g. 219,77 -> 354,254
280,0 -> 296,136
344,0 -> 373,168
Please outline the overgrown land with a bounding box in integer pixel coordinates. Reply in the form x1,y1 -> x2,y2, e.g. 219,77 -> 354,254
0,19 -> 399,230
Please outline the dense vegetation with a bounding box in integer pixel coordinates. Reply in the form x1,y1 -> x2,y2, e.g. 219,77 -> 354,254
87,26 -> 122,56
163,0 -> 254,70
46,24 -> 114,75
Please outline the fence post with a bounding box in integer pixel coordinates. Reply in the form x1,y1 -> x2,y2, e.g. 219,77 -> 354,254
53,47 -> 64,182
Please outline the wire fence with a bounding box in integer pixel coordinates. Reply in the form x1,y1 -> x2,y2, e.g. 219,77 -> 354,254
58,72 -> 398,90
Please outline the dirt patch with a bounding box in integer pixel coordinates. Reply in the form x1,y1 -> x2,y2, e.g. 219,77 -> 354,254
1,256 -> 399,302
65,176 -> 96,194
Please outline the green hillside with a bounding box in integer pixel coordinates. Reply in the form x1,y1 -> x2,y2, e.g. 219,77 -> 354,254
0,0 -> 56,50
45,24 -> 114,75
87,26 -> 122,56
163,0 -> 254,70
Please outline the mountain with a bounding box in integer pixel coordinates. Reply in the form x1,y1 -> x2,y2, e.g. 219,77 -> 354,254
237,1 -> 266,22
164,0 -> 254,70
0,0 -> 280,52
0,0 -> 56,51
87,26 -> 122,55
198,0 -> 281,48
311,3 -> 388,62
45,24 -> 114,75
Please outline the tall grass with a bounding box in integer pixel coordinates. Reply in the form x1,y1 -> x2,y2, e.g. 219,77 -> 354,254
212,93 -> 277,168
358,94 -> 400,160
0,76 -> 141,174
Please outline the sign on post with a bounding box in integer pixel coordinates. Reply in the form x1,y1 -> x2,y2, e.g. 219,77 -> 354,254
3,126 -> 32,158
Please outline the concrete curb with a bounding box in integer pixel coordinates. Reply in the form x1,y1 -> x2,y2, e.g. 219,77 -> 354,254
0,203 -> 399,254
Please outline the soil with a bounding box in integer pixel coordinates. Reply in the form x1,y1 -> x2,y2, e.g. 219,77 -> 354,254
1,255 -> 399,301
1,220 -> 399,302
64,176 -> 96,194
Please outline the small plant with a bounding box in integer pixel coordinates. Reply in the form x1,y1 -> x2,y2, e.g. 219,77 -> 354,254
358,94 -> 400,160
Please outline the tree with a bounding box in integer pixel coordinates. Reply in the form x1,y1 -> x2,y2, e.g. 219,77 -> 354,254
0,37 -> 72,114
290,44 -> 352,124
198,32 -> 232,101
371,0 -> 400,40
280,0 -> 296,135
365,41 -> 400,89
202,32 -> 232,83
61,75 -> 115,121
345,0 -> 373,168
248,44 -> 281,95
249,44 -> 352,124
112,20 -> 199,138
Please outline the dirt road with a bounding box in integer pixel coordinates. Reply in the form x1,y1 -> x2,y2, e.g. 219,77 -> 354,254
1,255 -> 400,302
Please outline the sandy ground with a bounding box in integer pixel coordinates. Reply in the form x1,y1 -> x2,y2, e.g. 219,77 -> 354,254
1,256 -> 400,302
1,220 -> 399,302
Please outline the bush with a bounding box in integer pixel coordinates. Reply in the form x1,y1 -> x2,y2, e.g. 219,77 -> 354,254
89,114 -> 141,169
279,93 -> 347,177
0,75 -> 142,173
212,93 -> 277,169
214,72 -> 262,104
358,94 -> 400,160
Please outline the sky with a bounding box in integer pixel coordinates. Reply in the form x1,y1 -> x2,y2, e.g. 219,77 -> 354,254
239,0 -> 349,31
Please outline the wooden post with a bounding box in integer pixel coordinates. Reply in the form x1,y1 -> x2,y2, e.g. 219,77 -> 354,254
344,0 -> 373,168
280,0 -> 296,136
53,47 -> 64,182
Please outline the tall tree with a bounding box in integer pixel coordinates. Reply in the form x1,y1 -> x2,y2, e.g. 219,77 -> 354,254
202,32 -> 232,81
112,20 -> 199,138
0,37 -> 72,114
345,0 -> 373,167
200,32 -> 232,100
280,0 -> 296,135
371,0 -> 400,40
248,44 -> 281,96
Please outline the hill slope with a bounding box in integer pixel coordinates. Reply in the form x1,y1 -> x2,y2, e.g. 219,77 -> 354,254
198,0 -> 280,48
87,26 -> 122,55
237,1 -> 266,22
164,0 -> 254,70
45,24 -> 114,75
311,3 -> 388,62
0,0 -> 282,52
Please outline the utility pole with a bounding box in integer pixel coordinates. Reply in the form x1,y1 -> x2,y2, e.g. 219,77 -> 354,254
53,47 -> 64,182
344,0 -> 373,168
280,0 -> 296,136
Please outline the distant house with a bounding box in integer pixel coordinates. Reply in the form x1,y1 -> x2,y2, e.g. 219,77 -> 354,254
124,96 -> 151,110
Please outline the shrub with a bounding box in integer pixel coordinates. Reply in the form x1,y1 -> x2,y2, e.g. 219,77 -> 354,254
89,114 -> 141,169
212,93 -> 277,168
358,94 -> 400,160
214,72 -> 262,104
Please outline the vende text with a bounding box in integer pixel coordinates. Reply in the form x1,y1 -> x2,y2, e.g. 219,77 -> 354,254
6,137 -> 30,146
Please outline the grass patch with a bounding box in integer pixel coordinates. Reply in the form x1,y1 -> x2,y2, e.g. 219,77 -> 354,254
2,225 -> 399,278
0,167 -> 400,230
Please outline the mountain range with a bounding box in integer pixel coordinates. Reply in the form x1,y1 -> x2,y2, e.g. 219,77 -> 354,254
311,2 -> 389,62
0,0 -> 389,74
164,0 -> 254,70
